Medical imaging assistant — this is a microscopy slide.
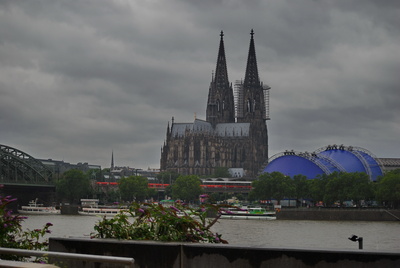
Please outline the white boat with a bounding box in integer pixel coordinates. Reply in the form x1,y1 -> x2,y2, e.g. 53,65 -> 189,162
219,207 -> 276,220
78,198 -> 129,216
18,199 -> 60,215
78,207 -> 129,216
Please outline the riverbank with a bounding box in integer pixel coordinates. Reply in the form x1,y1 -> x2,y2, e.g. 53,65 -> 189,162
277,208 -> 400,221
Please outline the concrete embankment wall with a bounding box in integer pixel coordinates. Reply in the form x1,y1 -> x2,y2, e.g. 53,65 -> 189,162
276,209 -> 400,221
49,237 -> 400,268
60,205 -> 79,215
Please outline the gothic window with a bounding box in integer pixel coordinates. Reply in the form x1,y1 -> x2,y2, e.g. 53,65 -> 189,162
253,99 -> 256,111
222,100 -> 225,110
184,142 -> 189,162
246,98 -> 252,112
173,145 -> 178,162
217,100 -> 220,112
194,140 -> 201,163
234,146 -> 237,163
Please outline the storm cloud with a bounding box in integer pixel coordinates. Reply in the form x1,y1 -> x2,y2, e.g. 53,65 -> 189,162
1,0 -> 399,169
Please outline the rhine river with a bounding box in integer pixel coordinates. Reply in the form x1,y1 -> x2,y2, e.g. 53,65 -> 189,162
22,215 -> 400,252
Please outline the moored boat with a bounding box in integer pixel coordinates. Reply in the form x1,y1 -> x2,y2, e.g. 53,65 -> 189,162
78,207 -> 129,216
219,206 -> 276,220
18,199 -> 60,215
78,198 -> 129,216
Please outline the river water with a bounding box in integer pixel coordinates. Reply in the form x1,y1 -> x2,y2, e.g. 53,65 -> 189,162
21,215 -> 400,252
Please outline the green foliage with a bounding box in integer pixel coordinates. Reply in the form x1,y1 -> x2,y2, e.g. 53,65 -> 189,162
97,188 -> 121,204
252,172 -> 295,204
293,175 -> 309,205
92,202 -> 227,244
252,170 -> 399,208
56,169 -> 91,204
308,174 -> 329,203
0,190 -> 52,262
313,172 -> 373,206
212,167 -> 231,178
303,172 -> 375,207
376,169 -> 400,208
119,176 -> 150,202
171,175 -> 202,202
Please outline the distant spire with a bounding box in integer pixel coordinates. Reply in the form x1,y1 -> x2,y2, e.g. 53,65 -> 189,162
243,29 -> 260,88
111,150 -> 114,170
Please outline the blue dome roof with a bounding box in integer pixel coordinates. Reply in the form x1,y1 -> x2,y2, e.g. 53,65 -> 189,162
262,145 -> 384,181
264,154 -> 325,179
318,149 -> 365,173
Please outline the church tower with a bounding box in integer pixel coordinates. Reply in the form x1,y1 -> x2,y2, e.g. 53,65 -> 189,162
161,30 -> 270,177
236,29 -> 269,123
235,29 -> 269,174
206,31 -> 235,127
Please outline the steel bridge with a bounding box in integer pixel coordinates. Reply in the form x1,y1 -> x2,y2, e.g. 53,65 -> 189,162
0,144 -> 54,186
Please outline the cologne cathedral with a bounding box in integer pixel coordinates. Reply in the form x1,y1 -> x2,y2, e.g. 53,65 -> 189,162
160,30 -> 270,178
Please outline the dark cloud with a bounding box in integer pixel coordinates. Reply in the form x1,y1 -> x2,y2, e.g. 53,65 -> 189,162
0,0 -> 398,170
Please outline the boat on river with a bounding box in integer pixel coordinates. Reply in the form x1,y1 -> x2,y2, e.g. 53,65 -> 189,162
219,207 -> 276,220
78,207 -> 129,216
18,199 -> 60,215
78,198 -> 129,216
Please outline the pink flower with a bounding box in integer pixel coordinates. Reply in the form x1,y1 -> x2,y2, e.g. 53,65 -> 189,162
170,206 -> 180,213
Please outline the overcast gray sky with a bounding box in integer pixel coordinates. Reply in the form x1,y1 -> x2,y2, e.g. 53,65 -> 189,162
1,0 -> 399,170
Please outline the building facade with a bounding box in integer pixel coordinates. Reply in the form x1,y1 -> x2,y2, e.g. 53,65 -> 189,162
160,30 -> 270,177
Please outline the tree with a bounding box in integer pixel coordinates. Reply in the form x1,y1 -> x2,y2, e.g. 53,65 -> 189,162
119,176 -> 150,202
376,169 -> 400,208
252,172 -> 295,205
171,175 -> 202,203
308,173 -> 330,205
343,172 -> 374,206
325,172 -> 373,207
293,175 -> 310,207
56,169 -> 91,204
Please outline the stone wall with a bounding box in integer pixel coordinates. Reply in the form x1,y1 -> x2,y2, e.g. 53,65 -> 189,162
49,237 -> 400,268
276,209 -> 400,221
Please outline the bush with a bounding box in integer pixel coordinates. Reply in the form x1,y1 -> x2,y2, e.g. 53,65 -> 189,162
92,202 -> 228,244
0,189 -> 52,262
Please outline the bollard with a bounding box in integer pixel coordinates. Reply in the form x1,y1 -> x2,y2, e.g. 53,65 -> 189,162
358,237 -> 363,250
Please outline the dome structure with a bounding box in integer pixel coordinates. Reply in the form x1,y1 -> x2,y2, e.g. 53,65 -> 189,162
262,145 -> 384,181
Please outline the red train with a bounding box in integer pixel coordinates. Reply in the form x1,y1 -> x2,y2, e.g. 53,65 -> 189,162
96,181 -> 252,190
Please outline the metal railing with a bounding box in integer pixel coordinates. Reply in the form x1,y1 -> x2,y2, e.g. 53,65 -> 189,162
0,247 -> 134,268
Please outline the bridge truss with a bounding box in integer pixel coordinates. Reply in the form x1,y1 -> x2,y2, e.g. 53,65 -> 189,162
0,144 -> 53,185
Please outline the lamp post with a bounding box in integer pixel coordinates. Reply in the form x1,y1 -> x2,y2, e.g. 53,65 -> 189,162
348,234 -> 363,249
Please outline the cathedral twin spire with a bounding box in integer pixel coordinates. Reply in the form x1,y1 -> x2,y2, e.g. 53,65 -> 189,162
214,31 -> 230,90
243,29 -> 260,88
206,30 -> 235,127
206,29 -> 262,127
